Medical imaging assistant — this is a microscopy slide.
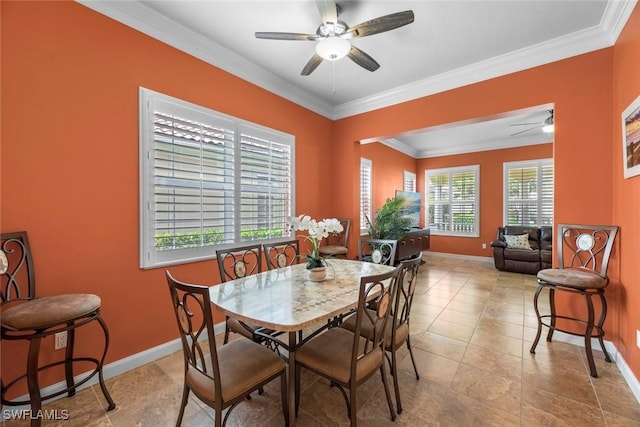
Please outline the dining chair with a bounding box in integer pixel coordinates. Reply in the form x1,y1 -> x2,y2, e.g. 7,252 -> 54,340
1,231 -> 115,426
294,265 -> 401,426
358,238 -> 398,266
165,271 -> 288,427
263,240 -> 300,270
318,218 -> 350,259
341,255 -> 422,413
530,224 -> 619,378
215,243 -> 282,350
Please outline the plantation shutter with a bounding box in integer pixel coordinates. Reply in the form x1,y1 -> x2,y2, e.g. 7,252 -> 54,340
360,158 -> 372,232
153,103 -> 235,252
426,165 -> 479,236
239,128 -> 292,241
403,171 -> 416,192
504,159 -> 553,226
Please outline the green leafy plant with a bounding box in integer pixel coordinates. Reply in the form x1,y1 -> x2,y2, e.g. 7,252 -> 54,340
366,196 -> 413,240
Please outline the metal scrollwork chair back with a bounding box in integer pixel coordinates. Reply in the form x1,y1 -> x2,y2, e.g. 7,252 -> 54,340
263,239 -> 300,270
358,238 -> 398,266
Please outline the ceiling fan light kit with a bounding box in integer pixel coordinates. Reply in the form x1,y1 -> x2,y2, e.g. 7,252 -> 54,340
255,0 -> 414,76
316,36 -> 350,60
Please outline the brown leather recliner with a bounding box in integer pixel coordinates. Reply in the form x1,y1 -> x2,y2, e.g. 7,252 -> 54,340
490,226 -> 552,275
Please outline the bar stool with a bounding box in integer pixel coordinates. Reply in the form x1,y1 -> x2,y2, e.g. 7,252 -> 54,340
530,224 -> 619,378
1,231 -> 115,426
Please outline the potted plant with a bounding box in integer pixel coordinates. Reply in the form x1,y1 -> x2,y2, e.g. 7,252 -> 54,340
365,196 -> 413,241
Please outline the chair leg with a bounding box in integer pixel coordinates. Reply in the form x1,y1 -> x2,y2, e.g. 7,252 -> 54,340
64,323 -> 76,397
406,335 -> 420,380
96,315 -> 116,410
223,316 -> 232,344
546,288 -> 556,342
584,292 -> 598,378
391,348 -> 402,414
349,385 -> 357,427
27,337 -> 42,427
380,362 -> 396,422
597,291 -> 612,363
176,383 -> 190,427
294,364 -> 301,417
529,284 -> 544,354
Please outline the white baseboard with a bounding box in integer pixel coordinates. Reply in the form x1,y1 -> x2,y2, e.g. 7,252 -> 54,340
2,322 -> 225,418
552,331 -> 640,403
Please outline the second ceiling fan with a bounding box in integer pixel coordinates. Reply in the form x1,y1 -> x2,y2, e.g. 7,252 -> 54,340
255,0 -> 414,76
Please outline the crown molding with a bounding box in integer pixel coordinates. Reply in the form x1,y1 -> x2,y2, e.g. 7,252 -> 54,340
362,138 -> 419,158
76,0 -> 335,118
77,0 -> 636,121
414,136 -> 553,159
333,0 -> 636,119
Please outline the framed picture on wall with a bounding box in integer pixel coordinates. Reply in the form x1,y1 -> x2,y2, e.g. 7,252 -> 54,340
622,94 -> 640,179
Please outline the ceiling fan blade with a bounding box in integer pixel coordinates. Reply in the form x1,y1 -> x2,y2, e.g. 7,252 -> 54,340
301,53 -> 324,76
347,45 -> 380,72
316,0 -> 337,23
509,122 -> 544,126
510,126 -> 540,136
346,10 -> 414,39
255,32 -> 318,41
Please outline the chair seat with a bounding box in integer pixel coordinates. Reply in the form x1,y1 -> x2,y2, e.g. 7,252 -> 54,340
1,294 -> 101,331
226,317 -> 257,340
186,338 -> 286,403
296,327 -> 382,384
537,268 -> 608,290
341,310 -> 409,349
318,245 -> 348,256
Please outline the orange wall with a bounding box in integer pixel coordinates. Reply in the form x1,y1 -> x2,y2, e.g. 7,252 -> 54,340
360,142 -> 417,225
0,1 -> 332,394
417,144 -> 553,257
2,0 -> 639,391
612,4 -> 640,381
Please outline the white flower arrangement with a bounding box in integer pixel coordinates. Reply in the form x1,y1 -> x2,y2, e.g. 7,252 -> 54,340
289,215 -> 344,268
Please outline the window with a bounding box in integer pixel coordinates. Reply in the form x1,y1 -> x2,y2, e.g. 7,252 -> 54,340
139,88 -> 295,268
403,171 -> 416,192
504,159 -> 553,226
426,165 -> 479,237
360,158 -> 372,233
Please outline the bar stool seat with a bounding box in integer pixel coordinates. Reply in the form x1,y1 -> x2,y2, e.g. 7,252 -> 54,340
537,269 -> 607,290
2,294 -> 101,331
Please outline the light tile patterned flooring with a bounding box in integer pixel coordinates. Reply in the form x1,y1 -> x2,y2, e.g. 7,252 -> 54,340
4,254 -> 640,426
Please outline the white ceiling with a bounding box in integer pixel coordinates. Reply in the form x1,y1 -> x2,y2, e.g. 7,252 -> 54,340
78,0 -> 635,157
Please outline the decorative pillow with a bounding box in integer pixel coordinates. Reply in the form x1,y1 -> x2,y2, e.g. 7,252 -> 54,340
504,234 -> 532,250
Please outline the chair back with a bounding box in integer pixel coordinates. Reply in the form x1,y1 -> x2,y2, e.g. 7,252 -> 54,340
349,266 -> 401,378
358,238 -> 398,266
1,231 -> 36,304
166,271 -> 221,402
392,256 -> 422,337
263,240 -> 300,270
324,218 -> 350,248
556,224 -> 619,278
215,243 -> 262,283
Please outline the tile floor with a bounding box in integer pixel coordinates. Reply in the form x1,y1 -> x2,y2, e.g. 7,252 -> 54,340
4,254 -> 640,426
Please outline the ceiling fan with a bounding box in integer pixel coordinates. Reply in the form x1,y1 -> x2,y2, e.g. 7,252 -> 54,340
509,110 -> 554,136
255,0 -> 414,76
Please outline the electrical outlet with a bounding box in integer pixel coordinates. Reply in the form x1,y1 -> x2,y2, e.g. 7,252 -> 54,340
637,329 -> 640,350
54,331 -> 67,350
482,243 -> 487,249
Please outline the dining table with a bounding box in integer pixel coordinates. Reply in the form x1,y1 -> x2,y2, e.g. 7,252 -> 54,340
208,258 -> 396,426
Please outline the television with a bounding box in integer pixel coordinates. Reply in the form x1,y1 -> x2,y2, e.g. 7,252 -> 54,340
395,190 -> 421,228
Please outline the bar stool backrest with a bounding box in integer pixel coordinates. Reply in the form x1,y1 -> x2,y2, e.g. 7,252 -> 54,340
556,224 -> 619,279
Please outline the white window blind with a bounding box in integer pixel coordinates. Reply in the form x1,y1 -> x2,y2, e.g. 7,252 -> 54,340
426,165 -> 479,237
140,88 -> 294,268
403,171 -> 416,192
360,158 -> 372,233
504,159 -> 553,226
